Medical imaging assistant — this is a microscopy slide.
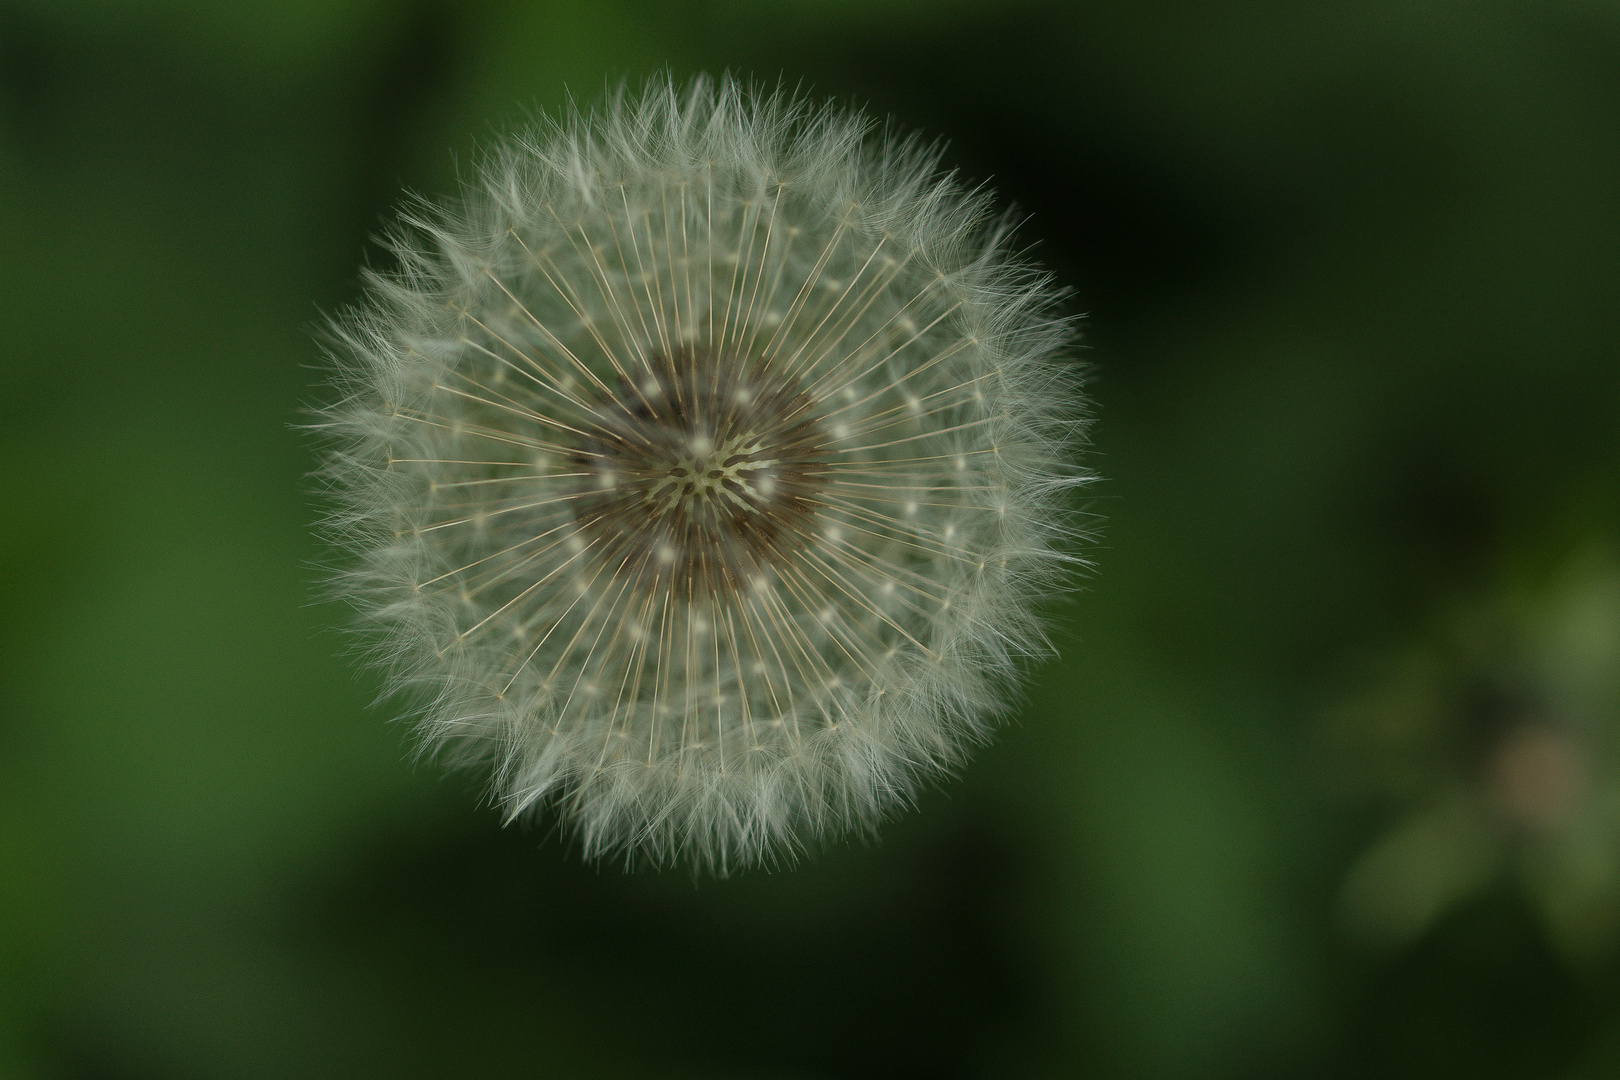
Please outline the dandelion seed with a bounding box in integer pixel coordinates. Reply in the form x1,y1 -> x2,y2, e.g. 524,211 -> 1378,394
313,74 -> 1091,872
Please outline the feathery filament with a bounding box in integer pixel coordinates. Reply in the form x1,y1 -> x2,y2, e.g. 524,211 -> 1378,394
317,75 -> 1088,871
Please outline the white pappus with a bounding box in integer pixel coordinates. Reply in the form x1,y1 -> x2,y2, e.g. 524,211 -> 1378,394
314,74 -> 1090,872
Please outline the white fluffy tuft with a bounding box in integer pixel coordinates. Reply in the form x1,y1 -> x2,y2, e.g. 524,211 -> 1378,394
313,74 -> 1091,872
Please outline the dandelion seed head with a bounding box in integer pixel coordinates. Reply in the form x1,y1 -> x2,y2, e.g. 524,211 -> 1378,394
314,74 -> 1091,872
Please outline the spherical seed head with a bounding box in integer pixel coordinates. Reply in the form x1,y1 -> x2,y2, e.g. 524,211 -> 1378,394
316,74 -> 1090,872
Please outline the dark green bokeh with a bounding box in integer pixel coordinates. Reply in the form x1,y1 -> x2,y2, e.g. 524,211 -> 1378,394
3,2 -> 1618,1077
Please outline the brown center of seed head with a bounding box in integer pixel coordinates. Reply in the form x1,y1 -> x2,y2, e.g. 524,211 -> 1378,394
570,347 -> 831,599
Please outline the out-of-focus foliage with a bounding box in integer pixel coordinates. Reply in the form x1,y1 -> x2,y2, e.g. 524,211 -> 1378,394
1332,542 -> 1620,965
2,1 -> 1618,1078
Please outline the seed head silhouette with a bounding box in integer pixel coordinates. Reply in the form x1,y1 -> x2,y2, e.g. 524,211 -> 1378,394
317,75 -> 1089,871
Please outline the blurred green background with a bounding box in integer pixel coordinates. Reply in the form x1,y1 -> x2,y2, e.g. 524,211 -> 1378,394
3,1 -> 1620,1076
